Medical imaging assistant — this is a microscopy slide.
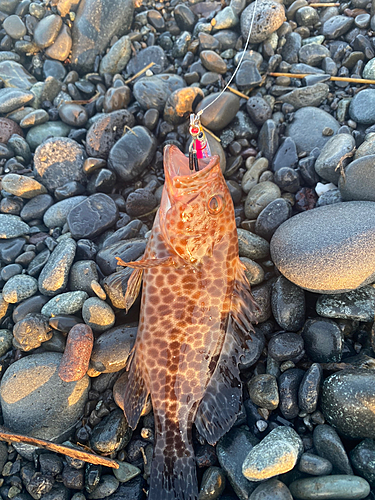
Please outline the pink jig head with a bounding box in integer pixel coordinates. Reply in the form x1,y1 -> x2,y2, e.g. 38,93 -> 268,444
189,113 -> 212,171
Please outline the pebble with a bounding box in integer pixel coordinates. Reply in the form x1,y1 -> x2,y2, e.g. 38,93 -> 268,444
250,479 -> 293,500
0,61 -> 37,90
69,260 -> 98,295
268,332 -> 304,362
87,475 -> 119,499
1,173 -> 47,199
298,363 -> 322,414
82,297 -> 115,332
0,214 -> 30,239
299,44 -> 330,66
196,92 -> 240,131
247,374 -> 279,410
245,181 -> 281,219
289,475 -> 370,500
270,201 -> 375,293
71,0 -> 134,73
313,424 -> 353,475
339,155 -> 375,201
108,126 -> 157,182
0,329 -> 12,356
286,107 -> 340,153
271,276 -> 305,332
58,103 -> 88,127
12,313 -> 52,351
200,50 -> 227,74
0,117 -> 22,143
322,15 -> 354,38
112,462 -> 141,483
316,285 -> 375,321
26,121 -> 71,150
2,274 -> 38,304
242,426 -> 303,481
237,228 -> 269,260
0,352 -> 90,441
298,453 -> 333,476
272,138 -> 298,172
349,89 -> 375,124
45,24 -> 72,62
34,14 -> 62,48
20,109 -> 49,128
96,239 -> 146,275
217,427 -> 258,499
314,134 -> 356,184
0,88 -> 34,113
246,96 -> 272,127
133,74 -> 185,112
67,193 -> 118,239
90,408 -> 132,454
240,0 -> 285,43
41,291 -> 88,317
85,110 -> 135,159
199,466 -> 226,500
302,318 -> 343,363
43,195 -> 87,228
322,369 -> 375,439
99,35 -> 131,75
38,239 -> 76,296
3,15 -> 26,39
127,45 -> 167,75
350,439 -> 375,487
278,368 -> 305,419
164,87 -> 203,125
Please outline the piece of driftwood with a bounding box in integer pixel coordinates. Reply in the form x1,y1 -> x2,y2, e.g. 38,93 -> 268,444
269,72 -> 375,85
125,62 -> 155,84
0,428 -> 119,469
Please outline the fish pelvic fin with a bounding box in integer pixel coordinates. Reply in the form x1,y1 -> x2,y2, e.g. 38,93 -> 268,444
195,259 -> 258,445
124,268 -> 143,313
123,354 -> 149,429
148,421 -> 198,500
116,256 -> 176,269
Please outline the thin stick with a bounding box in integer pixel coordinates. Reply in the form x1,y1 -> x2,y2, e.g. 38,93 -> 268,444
125,62 -> 155,84
269,72 -> 375,85
0,429 -> 119,469
227,86 -> 249,100
309,3 -> 340,6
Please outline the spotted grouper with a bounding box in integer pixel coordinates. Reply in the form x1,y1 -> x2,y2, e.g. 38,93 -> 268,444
118,144 -> 257,499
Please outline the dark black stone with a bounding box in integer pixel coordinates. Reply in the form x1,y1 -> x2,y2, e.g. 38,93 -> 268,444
246,96 -> 272,127
90,408 -> 132,454
274,167 -> 300,194
76,239 -> 98,260
255,198 -> 292,241
55,181 -> 86,200
235,60 -> 262,89
48,315 -> 82,333
278,368 -> 305,419
298,363 -> 323,414
271,276 -> 305,332
268,332 -> 304,362
239,327 -> 266,370
0,237 -> 26,263
96,239 -> 147,275
67,193 -> 119,239
105,476 -> 146,500
272,137 -> 298,172
27,248 -> 50,277
302,318 -> 343,363
313,424 -> 353,474
103,220 -> 142,249
20,194 -> 54,221
12,294 -> 49,323
350,439 -> 375,487
126,46 -> 167,76
62,466 -> 84,490
258,120 -> 279,162
125,189 -> 157,217
174,4 -> 197,31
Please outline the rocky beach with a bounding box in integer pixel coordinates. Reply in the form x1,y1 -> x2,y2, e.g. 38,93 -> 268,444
0,0 -> 375,498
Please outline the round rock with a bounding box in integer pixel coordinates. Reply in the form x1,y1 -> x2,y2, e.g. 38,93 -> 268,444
2,274 -> 38,304
241,0 -> 285,43
90,325 -> 137,373
339,155 -> 375,202
0,214 -> 30,239
38,239 -> 76,297
289,476 -> 370,500
0,352 -> 90,441
315,134 -> 356,184
33,137 -> 86,191
316,286 -> 375,321
250,479 -> 293,500
302,318 -> 343,363
271,276 -> 305,332
349,89 -> 375,125
270,201 -> 375,293
195,92 -> 240,131
82,297 -> 115,333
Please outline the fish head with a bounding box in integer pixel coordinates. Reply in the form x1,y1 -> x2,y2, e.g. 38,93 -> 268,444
159,145 -> 237,265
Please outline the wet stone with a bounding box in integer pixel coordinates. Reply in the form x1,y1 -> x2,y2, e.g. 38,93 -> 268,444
3,15 -> 26,39
87,475 -> 119,499
102,86 -> 131,114
299,44 -> 330,66
33,137 -> 86,191
241,0 -> 285,43
0,215 -> 29,239
298,453 -> 332,476
108,126 -> 157,182
67,193 -> 118,240
90,408 -> 132,454
298,363 -> 323,414
196,92 -> 240,131
200,50 -> 227,74
58,103 -> 88,127
85,110 -> 135,159
38,239 -> 76,297
255,198 -> 292,241
248,374 -> 279,410
12,294 -> 49,323
126,45 -> 167,76
41,291 -> 88,317
271,276 -> 305,332
270,201 -> 375,293
71,0 -> 134,74
43,196 -> 87,228
174,3 -> 197,31
112,461 -> 141,483
278,368 -> 305,419
258,120 -> 279,162
295,6 -> 320,26
164,87 -> 203,125
322,15 -> 354,38
0,88 -> 34,113
278,83 -> 329,110
2,174 -> 47,199
2,274 -> 38,304
250,479 -> 293,500
272,137 -> 298,172
322,369 -> 375,439
0,352 -> 90,441
44,24 -> 72,62
90,325 -> 136,374
13,313 -> 52,351
316,286 -> 375,321
0,61 -> 37,90
349,89 -> 375,124
245,181 -> 281,219
34,14 -> 62,48
99,35 -> 131,75
268,332 -> 304,362
133,74 -> 185,112
302,318 -> 343,363
242,426 -> 303,481
69,260 -> 98,296
28,249 -> 51,278
26,122 -> 71,151
350,439 -> 375,487
20,109 -> 49,128
217,427 -> 258,499
82,297 -> 115,333
289,476 -> 370,500
313,424 -> 353,474
339,155 -> 375,202
199,466 -> 226,500
237,228 -> 269,260
235,60 -> 262,89
315,134 -> 356,184
96,239 -> 146,275
125,189 -> 157,217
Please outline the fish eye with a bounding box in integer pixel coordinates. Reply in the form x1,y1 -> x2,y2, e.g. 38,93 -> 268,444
207,194 -> 225,215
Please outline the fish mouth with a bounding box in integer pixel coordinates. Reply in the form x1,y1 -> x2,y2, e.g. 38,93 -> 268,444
164,144 -> 220,188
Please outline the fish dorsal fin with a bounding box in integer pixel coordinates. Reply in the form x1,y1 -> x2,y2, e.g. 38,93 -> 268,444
124,268 -> 143,313
195,259 -> 258,445
123,353 -> 149,430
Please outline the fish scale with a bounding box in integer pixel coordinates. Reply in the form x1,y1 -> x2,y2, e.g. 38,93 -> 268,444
118,145 -> 257,499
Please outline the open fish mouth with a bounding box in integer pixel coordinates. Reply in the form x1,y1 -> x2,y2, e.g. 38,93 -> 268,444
164,144 -> 219,185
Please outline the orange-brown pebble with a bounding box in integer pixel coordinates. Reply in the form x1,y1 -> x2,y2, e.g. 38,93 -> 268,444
58,324 -> 94,382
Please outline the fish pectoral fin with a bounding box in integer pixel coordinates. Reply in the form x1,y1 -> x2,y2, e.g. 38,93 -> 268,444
116,256 -> 176,269
123,356 -> 149,430
195,260 -> 258,446
124,268 -> 143,313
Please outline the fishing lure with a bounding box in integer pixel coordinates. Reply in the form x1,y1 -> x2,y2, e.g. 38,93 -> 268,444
118,134 -> 258,499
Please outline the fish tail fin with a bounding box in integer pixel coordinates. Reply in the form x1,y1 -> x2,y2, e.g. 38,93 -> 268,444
148,421 -> 198,500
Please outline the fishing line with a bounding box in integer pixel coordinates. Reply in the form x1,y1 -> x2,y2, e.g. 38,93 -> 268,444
188,0 -> 259,169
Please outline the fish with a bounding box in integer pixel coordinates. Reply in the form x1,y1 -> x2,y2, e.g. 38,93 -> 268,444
118,144 -> 258,500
